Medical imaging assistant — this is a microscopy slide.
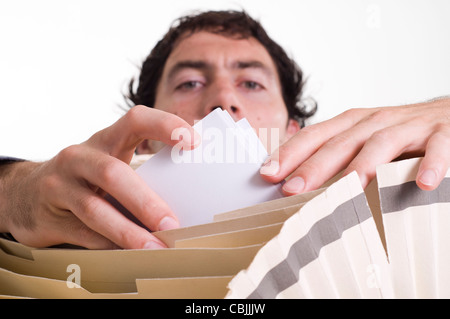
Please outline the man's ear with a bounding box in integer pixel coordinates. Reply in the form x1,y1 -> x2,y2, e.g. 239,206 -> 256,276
285,119 -> 301,141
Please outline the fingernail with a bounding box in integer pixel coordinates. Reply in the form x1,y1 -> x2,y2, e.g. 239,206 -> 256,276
158,216 -> 180,231
419,169 -> 437,186
260,159 -> 280,176
183,129 -> 201,148
175,127 -> 201,150
143,240 -> 166,249
283,176 -> 305,194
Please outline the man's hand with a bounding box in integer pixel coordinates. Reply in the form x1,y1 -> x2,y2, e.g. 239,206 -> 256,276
260,98 -> 450,194
0,105 -> 200,249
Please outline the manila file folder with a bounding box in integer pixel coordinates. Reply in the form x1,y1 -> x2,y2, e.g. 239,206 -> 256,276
3,157 -> 450,298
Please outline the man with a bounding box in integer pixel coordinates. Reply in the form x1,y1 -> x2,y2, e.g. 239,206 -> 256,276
0,10 -> 449,250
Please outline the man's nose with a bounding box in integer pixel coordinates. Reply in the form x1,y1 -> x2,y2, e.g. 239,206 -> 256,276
204,81 -> 243,120
207,105 -> 240,116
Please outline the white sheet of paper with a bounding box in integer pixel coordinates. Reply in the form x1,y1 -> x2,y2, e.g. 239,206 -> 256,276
135,109 -> 283,227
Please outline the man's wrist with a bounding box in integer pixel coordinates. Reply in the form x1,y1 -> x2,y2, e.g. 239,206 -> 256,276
0,160 -> 33,233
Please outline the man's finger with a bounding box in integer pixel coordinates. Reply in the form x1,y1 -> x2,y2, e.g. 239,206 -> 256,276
341,123 -> 427,188
416,128 -> 450,191
67,184 -> 167,249
260,107 -> 375,184
54,216 -> 120,250
88,106 -> 201,162
62,145 -> 179,233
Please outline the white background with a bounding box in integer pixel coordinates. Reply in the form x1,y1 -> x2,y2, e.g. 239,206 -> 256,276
1,0 -> 449,161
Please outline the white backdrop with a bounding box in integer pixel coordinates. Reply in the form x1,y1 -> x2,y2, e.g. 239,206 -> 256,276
1,0 -> 449,161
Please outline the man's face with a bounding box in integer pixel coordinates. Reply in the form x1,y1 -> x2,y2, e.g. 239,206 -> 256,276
142,31 -> 299,153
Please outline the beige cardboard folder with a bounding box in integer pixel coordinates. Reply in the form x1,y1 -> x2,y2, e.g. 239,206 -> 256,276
0,186 -> 320,299
0,238 -> 262,298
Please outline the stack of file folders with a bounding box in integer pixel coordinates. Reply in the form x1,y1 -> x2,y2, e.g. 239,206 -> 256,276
1,108 -> 449,298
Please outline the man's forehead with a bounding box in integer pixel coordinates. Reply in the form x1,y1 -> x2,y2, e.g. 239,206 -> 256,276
164,31 -> 277,76
172,29 -> 254,50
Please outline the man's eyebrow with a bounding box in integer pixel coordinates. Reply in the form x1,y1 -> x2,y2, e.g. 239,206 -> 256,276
167,60 -> 210,81
166,59 -> 275,81
233,60 -> 275,77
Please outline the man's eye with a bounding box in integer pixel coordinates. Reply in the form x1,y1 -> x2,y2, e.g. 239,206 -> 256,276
242,81 -> 263,90
176,81 -> 203,90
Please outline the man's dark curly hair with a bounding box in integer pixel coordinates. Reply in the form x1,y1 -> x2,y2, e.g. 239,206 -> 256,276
125,10 -> 316,127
